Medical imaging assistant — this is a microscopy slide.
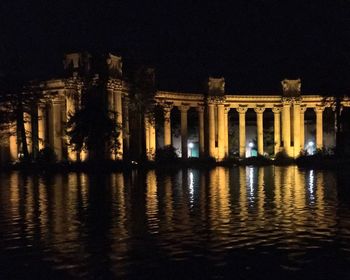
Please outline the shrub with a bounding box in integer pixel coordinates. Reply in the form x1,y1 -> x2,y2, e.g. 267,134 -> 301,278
155,145 -> 178,163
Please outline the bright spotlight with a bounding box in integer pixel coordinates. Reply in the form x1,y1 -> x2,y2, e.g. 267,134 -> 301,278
308,141 -> 314,146
249,142 -> 254,148
188,142 -> 194,149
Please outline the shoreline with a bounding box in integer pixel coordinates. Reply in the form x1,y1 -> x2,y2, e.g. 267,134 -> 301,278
1,155 -> 349,173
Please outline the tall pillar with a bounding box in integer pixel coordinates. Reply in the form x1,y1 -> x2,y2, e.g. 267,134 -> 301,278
114,89 -> 123,160
38,105 -> 46,150
9,123 -> 17,161
300,106 -> 306,149
315,106 -> 324,150
272,106 -> 282,155
24,112 -> 32,154
49,99 -> 63,161
293,100 -> 301,157
208,102 -> 216,158
122,97 -> 130,159
254,106 -> 265,155
236,106 -> 248,158
282,99 -> 291,156
224,107 -> 229,158
163,106 -> 172,146
149,117 -> 156,161
144,115 -> 150,160
217,103 -> 225,160
180,105 -> 189,159
197,106 -> 205,157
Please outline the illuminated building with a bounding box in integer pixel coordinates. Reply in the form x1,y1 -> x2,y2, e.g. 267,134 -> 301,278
1,52 -> 349,163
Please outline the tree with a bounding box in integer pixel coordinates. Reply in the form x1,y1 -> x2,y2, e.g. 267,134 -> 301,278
128,66 -> 157,161
66,77 -> 120,162
0,74 -> 48,162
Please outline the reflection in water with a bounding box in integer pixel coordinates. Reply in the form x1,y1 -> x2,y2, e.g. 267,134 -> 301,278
0,167 -> 349,279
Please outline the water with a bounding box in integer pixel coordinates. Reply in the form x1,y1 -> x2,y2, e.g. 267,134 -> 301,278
0,166 -> 350,279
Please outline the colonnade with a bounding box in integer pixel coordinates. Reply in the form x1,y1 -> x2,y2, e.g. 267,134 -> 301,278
147,94 -> 335,161
1,79 -> 349,163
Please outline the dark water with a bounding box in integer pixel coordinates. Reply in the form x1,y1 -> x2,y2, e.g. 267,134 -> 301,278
1,167 -> 350,279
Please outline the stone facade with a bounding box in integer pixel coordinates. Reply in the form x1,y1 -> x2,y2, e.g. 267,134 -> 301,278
0,53 -> 349,163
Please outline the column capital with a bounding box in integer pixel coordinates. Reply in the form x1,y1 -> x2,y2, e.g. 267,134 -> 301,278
272,105 -> 282,113
196,106 -> 205,113
207,95 -> 226,104
282,98 -> 292,106
224,106 -> 230,114
236,105 -> 248,114
300,105 -> 307,113
254,105 -> 265,114
314,105 -> 325,113
162,102 -> 173,112
293,97 -> 302,105
179,104 -> 190,112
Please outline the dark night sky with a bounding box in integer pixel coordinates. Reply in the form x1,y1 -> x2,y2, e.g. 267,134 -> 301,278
1,0 -> 350,94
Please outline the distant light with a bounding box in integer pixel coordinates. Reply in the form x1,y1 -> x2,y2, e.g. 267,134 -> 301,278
188,142 -> 194,149
249,142 -> 254,148
308,141 -> 314,146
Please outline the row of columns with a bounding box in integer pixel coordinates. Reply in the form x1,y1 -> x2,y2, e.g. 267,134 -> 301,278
157,101 -> 326,161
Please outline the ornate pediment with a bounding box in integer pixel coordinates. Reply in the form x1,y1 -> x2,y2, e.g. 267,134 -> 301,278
208,77 -> 225,96
281,79 -> 301,97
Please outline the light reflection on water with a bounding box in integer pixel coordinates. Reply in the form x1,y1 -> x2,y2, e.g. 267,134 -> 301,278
0,166 -> 350,279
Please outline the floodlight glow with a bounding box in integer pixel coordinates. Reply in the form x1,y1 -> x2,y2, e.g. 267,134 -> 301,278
308,141 -> 314,146
188,142 -> 194,149
249,142 -> 254,148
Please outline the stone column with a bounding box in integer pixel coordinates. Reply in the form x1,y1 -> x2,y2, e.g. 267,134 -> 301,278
38,105 -> 46,151
144,115 -> 150,160
49,99 -> 63,161
149,117 -> 156,161
24,112 -> 32,154
300,106 -> 306,149
114,89 -> 123,160
217,103 -> 225,160
180,105 -> 189,159
272,106 -> 282,155
314,106 -> 324,149
208,102 -> 216,158
293,100 -> 301,157
254,106 -> 265,155
237,106 -> 248,158
163,106 -> 172,146
122,97 -> 130,159
282,99 -> 291,155
224,107 -> 229,158
9,123 -> 17,161
197,106 -> 205,157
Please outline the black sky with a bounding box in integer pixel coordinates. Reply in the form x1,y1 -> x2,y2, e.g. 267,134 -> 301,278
1,0 -> 350,94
